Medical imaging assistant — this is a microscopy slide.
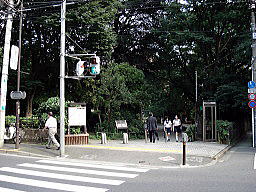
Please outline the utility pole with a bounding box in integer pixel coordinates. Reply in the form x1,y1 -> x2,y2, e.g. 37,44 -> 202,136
15,0 -> 23,149
0,0 -> 14,147
251,0 -> 256,148
60,0 -> 66,157
195,70 -> 198,131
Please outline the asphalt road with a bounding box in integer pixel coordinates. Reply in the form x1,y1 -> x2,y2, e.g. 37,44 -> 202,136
111,136 -> 256,192
0,137 -> 255,192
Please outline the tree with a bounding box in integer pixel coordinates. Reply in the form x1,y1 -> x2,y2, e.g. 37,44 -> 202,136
96,63 -> 145,132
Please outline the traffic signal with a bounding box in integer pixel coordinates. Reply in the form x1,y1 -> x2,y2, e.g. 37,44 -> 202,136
89,56 -> 100,75
75,60 -> 85,76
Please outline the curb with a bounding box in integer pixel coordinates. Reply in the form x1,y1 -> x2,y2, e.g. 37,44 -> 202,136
0,148 -> 53,158
212,145 -> 232,160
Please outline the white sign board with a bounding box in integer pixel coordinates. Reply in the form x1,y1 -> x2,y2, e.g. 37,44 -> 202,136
68,107 -> 86,126
10,45 -> 19,70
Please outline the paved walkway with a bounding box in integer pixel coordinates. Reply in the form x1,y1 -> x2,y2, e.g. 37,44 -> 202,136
0,134 -> 229,168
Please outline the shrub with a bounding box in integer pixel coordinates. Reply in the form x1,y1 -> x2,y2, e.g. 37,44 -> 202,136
6,115 -> 16,126
186,124 -> 196,141
216,120 -> 233,144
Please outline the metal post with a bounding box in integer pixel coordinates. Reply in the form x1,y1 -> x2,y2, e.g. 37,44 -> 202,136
60,0 -> 66,156
0,0 -> 14,147
15,1 -> 23,149
182,133 -> 188,166
195,70 -> 198,137
182,141 -> 186,165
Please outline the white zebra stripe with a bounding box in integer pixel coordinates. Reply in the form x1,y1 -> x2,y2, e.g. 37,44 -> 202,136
0,175 -> 108,192
0,187 -> 26,192
37,159 -> 149,172
0,167 -> 124,185
18,163 -> 138,178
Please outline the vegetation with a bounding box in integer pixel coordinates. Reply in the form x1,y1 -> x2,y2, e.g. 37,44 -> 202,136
0,0 -> 251,139
216,120 -> 233,144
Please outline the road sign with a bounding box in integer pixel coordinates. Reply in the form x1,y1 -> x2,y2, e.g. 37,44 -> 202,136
249,100 -> 256,108
248,88 -> 256,93
249,93 -> 256,100
10,45 -> 19,70
248,81 -> 256,89
10,91 -> 26,100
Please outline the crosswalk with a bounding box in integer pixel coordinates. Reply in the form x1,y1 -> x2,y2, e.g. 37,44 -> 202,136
0,159 -> 150,192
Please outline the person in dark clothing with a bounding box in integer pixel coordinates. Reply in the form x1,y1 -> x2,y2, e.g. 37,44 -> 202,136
147,113 -> 158,143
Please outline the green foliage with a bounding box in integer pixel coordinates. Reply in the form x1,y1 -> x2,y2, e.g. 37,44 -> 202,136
1,0 -> 250,140
216,120 -> 233,144
20,116 -> 42,129
5,116 -> 16,126
36,97 -> 60,115
186,125 -> 196,141
96,63 -> 145,132
35,97 -> 71,129
6,115 -> 43,129
70,127 -> 81,135
215,82 -> 247,113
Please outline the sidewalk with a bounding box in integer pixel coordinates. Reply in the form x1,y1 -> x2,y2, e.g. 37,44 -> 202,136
0,135 -> 230,168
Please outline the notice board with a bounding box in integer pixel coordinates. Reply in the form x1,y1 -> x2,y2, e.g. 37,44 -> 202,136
68,107 -> 86,126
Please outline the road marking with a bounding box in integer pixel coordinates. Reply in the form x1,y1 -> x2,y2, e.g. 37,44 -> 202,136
254,153 -> 256,169
0,187 -> 25,192
37,159 -> 149,172
18,163 -> 138,178
0,148 -> 19,152
0,175 -> 108,192
0,167 -> 124,185
159,156 -> 176,162
81,145 -> 183,153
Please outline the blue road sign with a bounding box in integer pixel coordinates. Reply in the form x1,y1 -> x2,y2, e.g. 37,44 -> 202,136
248,81 -> 256,89
249,100 -> 256,108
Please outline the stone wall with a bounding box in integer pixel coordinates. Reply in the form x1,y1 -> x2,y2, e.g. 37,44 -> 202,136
22,128 -> 48,143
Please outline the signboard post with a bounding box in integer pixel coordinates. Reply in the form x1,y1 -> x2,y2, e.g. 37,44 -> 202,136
248,81 -> 256,148
68,107 -> 86,134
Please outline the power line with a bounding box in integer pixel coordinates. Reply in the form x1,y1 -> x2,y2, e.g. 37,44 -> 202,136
0,0 -> 19,12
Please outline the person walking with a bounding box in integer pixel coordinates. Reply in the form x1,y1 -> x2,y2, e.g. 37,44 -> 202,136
44,112 -> 60,150
164,117 -> 172,142
173,115 -> 182,142
147,112 -> 158,143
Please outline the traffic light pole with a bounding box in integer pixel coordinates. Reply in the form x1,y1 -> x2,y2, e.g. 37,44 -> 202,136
60,0 -> 66,157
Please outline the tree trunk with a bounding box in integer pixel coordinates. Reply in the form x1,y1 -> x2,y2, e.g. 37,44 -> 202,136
26,90 -> 35,117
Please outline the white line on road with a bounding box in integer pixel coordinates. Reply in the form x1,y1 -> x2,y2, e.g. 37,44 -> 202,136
0,167 -> 124,185
0,187 -> 26,192
18,163 -> 138,178
0,175 -> 108,192
37,159 -> 149,172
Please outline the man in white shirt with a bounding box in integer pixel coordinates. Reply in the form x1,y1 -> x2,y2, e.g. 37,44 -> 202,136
44,112 -> 60,150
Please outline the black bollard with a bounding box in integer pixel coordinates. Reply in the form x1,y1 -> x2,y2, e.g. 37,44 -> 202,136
182,132 -> 188,166
182,141 -> 186,165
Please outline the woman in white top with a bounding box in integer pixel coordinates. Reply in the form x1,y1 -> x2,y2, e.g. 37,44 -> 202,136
164,117 -> 172,141
173,115 -> 182,142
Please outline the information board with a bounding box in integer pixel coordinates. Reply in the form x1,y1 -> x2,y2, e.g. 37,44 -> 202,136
68,107 -> 86,126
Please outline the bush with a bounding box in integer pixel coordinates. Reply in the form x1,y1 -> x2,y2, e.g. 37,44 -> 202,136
186,124 -> 196,141
6,115 -> 16,126
216,120 -> 233,144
